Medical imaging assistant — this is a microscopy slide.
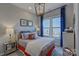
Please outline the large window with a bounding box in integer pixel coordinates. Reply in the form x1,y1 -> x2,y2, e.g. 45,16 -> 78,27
43,16 -> 61,46
43,19 -> 50,36
52,17 -> 61,38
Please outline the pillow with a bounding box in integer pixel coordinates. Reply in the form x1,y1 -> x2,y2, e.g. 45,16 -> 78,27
52,47 -> 63,56
22,33 -> 30,40
18,32 -> 28,39
31,32 -> 38,38
18,33 -> 22,39
35,32 -> 38,38
28,33 -> 35,40
19,32 -> 36,40
18,33 -> 25,39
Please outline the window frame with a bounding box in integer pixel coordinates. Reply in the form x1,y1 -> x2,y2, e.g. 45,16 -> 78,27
43,19 -> 50,37
43,15 -> 61,38
51,16 -> 61,38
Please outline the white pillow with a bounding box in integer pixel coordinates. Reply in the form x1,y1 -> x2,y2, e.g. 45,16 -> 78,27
32,32 -> 38,38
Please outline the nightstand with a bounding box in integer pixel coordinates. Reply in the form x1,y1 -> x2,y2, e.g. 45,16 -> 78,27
3,41 -> 17,55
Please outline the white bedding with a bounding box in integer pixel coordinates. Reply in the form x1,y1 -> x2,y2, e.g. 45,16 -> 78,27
18,37 -> 47,47
18,39 -> 34,47
25,37 -> 54,56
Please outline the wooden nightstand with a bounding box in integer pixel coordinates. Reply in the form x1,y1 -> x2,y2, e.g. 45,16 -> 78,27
3,41 -> 17,55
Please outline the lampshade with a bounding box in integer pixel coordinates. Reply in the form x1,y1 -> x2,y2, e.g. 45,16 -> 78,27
36,27 -> 40,31
6,27 -> 14,35
35,3 -> 45,16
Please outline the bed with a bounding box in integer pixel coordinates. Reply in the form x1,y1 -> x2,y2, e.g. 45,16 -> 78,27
17,31 -> 55,56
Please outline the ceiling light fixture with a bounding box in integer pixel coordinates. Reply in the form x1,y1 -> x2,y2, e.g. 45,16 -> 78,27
34,3 -> 45,16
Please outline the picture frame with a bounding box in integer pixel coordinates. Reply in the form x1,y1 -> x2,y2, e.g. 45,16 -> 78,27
28,20 -> 33,26
20,19 -> 27,26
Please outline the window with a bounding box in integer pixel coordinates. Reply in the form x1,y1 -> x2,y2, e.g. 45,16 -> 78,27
43,16 -> 61,37
43,19 -> 50,36
43,16 -> 61,46
52,16 -> 61,38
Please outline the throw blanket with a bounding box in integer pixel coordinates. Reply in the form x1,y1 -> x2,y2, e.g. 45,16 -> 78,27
25,38 -> 54,56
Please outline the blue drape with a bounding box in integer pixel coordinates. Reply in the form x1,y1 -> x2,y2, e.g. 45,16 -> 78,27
40,16 -> 43,37
60,6 -> 66,47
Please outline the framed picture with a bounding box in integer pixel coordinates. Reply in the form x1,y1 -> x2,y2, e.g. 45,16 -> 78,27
20,19 -> 27,26
28,21 -> 33,26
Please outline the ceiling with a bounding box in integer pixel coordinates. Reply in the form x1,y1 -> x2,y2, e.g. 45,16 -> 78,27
12,3 -> 67,15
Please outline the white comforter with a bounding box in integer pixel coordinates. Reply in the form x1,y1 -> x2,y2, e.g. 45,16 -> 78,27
25,37 -> 54,56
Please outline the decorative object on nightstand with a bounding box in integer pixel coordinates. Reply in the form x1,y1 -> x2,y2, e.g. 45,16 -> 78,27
6,26 -> 14,42
35,26 -> 40,36
3,41 -> 17,56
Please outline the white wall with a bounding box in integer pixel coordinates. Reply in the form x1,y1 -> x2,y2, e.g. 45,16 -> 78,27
66,4 -> 74,28
44,8 -> 60,19
0,4 -> 37,27
0,3 -> 37,35
0,24 -> 6,37
0,3 -> 37,55
0,3 -> 38,42
74,3 -> 79,56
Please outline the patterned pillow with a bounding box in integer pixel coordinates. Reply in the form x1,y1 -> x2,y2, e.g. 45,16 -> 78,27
31,32 -> 38,38
27,33 -> 35,40
22,33 -> 29,40
18,33 -> 22,39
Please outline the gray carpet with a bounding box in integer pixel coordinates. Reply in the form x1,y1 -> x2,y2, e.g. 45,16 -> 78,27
8,50 -> 24,56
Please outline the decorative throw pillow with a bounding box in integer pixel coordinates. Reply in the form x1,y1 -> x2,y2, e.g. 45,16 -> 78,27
28,33 -> 35,40
31,32 -> 38,38
18,33 -> 22,39
22,33 -> 29,40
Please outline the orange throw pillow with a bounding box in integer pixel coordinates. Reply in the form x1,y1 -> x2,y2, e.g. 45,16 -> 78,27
28,34 -> 35,40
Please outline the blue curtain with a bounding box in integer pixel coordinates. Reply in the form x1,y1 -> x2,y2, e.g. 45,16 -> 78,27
60,6 -> 66,47
40,16 -> 43,37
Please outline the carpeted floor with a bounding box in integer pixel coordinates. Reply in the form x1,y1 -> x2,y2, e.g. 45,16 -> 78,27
8,50 -> 24,56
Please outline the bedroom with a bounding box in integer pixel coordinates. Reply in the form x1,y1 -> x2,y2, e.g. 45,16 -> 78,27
0,3 -> 78,56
